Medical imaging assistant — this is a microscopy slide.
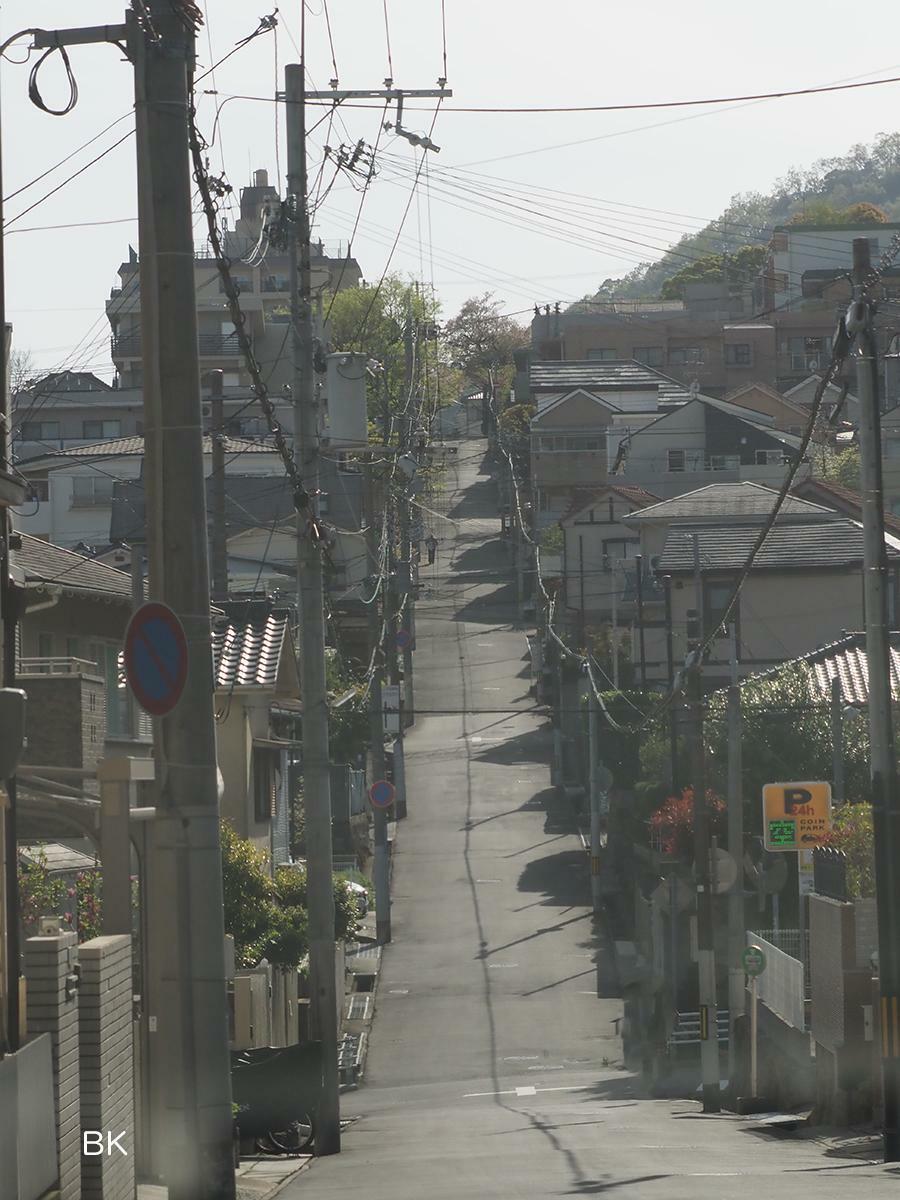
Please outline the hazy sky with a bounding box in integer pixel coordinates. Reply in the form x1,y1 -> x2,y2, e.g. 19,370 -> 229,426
4,0 -> 900,379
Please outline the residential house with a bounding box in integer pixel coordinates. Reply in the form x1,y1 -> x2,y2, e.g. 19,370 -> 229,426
792,476 -> 900,535
12,532 -> 148,757
556,484 -> 659,641
723,381 -> 823,438
211,605 -> 300,864
15,434 -> 282,550
619,482 -> 898,686
107,168 -> 361,396
11,371 -> 145,461
612,393 -> 809,500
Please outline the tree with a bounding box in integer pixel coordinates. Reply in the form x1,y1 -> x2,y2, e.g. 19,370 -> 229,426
660,245 -> 766,300
325,275 -> 453,436
818,445 -> 861,490
443,292 -> 527,400
9,348 -> 35,396
827,803 -> 875,899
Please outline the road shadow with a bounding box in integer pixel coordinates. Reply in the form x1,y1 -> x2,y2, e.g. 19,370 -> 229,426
468,728 -> 553,768
446,477 -> 499,518
452,583 -> 519,622
517,848 -> 590,907
451,538 -> 511,574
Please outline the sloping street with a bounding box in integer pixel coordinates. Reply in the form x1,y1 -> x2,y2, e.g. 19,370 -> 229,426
284,441 -> 900,1198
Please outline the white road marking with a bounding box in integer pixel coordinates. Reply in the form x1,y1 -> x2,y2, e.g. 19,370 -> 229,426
388,989 -> 409,995
527,1064 -> 565,1071
476,878 -> 502,884
469,736 -> 503,743
463,1084 -> 587,1099
503,1055 -> 540,1061
515,1086 -> 537,1097
476,643 -> 495,647
487,962 -> 519,969
482,686 -> 501,691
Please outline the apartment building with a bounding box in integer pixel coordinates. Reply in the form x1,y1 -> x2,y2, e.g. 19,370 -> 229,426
105,168 -> 362,395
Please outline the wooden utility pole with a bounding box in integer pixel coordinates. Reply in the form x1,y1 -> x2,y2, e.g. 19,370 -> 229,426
850,237 -> 900,1161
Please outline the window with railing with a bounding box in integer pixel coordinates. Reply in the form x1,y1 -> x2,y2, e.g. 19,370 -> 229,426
668,346 -> 703,366
787,336 -> 828,372
724,343 -> 752,367
707,454 -> 740,471
633,346 -> 664,367
585,348 -> 617,361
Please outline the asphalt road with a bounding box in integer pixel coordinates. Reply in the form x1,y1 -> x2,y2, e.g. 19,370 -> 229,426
285,439 -> 900,1198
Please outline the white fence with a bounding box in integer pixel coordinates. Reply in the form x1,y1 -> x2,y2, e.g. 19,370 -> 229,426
746,931 -> 807,1030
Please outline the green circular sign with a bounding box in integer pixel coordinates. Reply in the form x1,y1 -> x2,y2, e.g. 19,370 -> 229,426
742,944 -> 767,977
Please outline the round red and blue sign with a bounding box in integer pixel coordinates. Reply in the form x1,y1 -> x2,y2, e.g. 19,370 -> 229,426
368,779 -> 396,810
123,602 -> 189,717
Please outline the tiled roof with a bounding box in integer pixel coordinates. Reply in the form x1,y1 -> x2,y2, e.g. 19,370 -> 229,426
559,484 -> 660,524
18,435 -> 278,469
529,360 -> 691,400
792,478 -> 900,537
624,482 -> 836,523
14,533 -> 133,599
740,632 -> 900,706
212,612 -> 290,689
656,519 -> 899,573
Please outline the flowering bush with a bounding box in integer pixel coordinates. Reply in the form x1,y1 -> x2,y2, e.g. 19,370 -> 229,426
826,802 -> 875,899
17,851 -> 65,936
649,787 -> 726,861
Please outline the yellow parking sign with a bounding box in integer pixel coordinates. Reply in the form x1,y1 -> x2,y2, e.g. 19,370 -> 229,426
762,781 -> 832,852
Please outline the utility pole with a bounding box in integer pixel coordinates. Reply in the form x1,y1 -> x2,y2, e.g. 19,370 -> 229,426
132,6 -> 235,1193
399,313 -> 416,726
285,58 -> 341,1156
588,686 -> 602,917
663,575 -> 678,789
635,553 -> 647,687
690,533 -> 720,1113
726,624 -> 744,1086
831,675 -> 845,804
850,236 -> 900,1161
364,463 -> 390,944
611,560 -> 619,689
207,370 -> 228,603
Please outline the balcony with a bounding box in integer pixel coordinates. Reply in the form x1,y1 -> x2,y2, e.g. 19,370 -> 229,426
111,332 -> 246,358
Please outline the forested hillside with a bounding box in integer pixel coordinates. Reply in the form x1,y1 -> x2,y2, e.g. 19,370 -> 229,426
576,132 -> 900,304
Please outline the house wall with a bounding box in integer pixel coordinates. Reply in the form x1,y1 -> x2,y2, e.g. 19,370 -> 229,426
651,567 -> 864,684
216,693 -> 278,856
561,502 -> 642,619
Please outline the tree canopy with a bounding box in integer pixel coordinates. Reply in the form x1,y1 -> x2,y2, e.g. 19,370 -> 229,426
442,292 -> 527,396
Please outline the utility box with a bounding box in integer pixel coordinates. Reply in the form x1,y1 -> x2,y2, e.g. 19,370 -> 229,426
325,352 -> 368,447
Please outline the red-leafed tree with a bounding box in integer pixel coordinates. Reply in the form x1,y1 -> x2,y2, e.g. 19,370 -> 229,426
649,787 -> 726,861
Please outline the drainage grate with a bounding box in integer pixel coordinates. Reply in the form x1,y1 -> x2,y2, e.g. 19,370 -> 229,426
347,993 -> 372,1021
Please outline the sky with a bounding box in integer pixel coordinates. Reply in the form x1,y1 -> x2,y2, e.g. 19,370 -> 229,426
3,0 -> 900,380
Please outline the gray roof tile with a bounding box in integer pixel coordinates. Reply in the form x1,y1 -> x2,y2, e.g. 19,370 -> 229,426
739,631 -> 900,706
625,482 -> 836,523
656,519 -> 898,573
14,533 -> 133,599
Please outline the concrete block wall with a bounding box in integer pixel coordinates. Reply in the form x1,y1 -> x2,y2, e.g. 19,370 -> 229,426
24,930 -> 82,1200
78,935 -> 135,1200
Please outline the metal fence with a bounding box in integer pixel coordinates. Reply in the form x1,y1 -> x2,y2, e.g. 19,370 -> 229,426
746,931 -> 807,1030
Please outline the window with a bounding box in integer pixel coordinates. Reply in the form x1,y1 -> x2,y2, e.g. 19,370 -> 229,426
668,347 -> 703,366
29,478 -> 49,502
708,454 -> 740,471
667,449 -> 685,472
725,343 -> 752,367
585,348 -> 617,361
82,419 -> 121,439
21,421 -> 60,442
253,748 -> 281,823
66,637 -> 80,659
38,632 -> 53,659
703,578 -> 738,640
633,346 -> 664,367
787,336 -> 828,371
755,449 -> 784,466
71,476 -> 115,507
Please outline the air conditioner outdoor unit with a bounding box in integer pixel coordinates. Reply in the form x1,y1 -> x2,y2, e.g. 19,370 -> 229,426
806,357 -> 820,372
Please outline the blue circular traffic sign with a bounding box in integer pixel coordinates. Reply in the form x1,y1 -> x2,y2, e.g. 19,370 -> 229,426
368,779 -> 396,810
396,629 -> 412,651
124,602 -> 189,717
